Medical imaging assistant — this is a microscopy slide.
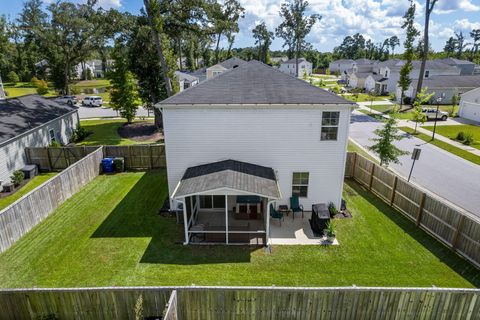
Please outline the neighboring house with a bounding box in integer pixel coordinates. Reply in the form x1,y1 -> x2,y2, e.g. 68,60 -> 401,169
329,59 -> 354,75
270,56 -> 288,64
365,74 -> 384,92
175,71 -> 200,92
396,75 -> 480,103
0,95 -> 79,186
458,87 -> 480,122
278,58 -> 313,78
349,72 -> 371,90
435,58 -> 476,75
156,60 -> 355,245
206,57 -> 246,80
75,60 -> 113,79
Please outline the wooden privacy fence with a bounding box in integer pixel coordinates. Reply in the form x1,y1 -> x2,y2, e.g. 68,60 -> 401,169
0,147 -> 103,253
345,152 -> 480,269
0,286 -> 479,320
26,144 -> 166,171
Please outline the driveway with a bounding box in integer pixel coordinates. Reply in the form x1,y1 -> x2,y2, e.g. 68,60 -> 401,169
77,105 -> 151,119
349,110 -> 480,218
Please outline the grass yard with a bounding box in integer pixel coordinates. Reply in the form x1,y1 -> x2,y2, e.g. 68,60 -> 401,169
347,139 -> 378,163
342,93 -> 390,103
77,119 -> 160,146
0,171 -> 477,288
400,126 -> 480,165
3,82 -> 56,98
0,173 -> 57,211
422,124 -> 480,150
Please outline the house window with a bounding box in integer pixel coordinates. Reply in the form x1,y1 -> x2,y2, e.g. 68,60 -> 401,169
200,195 -> 225,209
292,172 -> 309,198
321,111 -> 340,141
425,70 -> 430,78
212,71 -> 222,76
49,129 -> 56,143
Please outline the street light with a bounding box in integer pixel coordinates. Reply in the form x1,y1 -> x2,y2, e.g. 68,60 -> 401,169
431,92 -> 446,141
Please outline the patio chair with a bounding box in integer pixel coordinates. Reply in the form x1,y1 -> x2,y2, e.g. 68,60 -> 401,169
290,195 -> 304,220
270,204 -> 284,226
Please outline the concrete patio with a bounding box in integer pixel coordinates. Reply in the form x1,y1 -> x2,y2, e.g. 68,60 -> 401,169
269,211 -> 339,245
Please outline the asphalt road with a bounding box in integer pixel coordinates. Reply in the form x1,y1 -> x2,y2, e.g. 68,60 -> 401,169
77,105 -> 151,119
349,110 -> 480,218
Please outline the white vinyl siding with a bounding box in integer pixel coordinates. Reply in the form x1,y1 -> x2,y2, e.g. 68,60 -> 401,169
163,105 -> 351,209
0,111 -> 79,184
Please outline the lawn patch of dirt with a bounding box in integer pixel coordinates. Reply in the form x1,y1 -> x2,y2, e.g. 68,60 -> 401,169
118,122 -> 163,142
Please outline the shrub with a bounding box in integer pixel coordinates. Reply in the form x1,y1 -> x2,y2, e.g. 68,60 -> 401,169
456,131 -> 465,141
71,126 -> 92,142
326,221 -> 336,237
49,140 -> 61,147
11,170 -> 25,186
6,71 -> 19,84
403,96 -> 412,105
35,79 -> 49,95
328,202 -> 338,217
463,132 -> 474,146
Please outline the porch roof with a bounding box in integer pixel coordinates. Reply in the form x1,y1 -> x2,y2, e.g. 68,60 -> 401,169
172,160 -> 281,199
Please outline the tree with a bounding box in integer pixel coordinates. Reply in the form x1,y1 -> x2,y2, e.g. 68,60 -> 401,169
110,45 -> 140,124
411,88 -> 433,133
275,0 -> 320,77
398,0 -> 419,110
389,36 -> 400,56
207,0 -> 245,64
470,29 -> 480,58
252,22 -> 274,64
368,116 -> 409,166
334,33 -> 366,59
454,31 -> 468,58
6,71 -> 19,84
444,37 -> 456,57
416,0 -> 438,98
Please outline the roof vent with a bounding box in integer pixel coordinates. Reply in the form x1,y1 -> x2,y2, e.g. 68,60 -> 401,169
233,65 -> 239,68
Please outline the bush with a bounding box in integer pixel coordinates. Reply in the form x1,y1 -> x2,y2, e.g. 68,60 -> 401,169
456,131 -> 465,141
403,96 -> 412,105
31,76 -> 49,95
49,140 -> 61,147
6,71 -> 19,84
11,170 -> 25,186
463,132 -> 475,146
71,126 -> 92,143
328,202 -> 338,217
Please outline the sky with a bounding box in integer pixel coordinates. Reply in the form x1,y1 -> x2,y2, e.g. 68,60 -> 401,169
2,0 -> 480,52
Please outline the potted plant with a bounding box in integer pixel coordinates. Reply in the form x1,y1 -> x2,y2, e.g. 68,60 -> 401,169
325,221 -> 336,242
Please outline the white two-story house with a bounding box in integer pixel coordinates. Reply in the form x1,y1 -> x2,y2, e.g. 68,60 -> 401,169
279,58 -> 313,78
157,60 -> 354,245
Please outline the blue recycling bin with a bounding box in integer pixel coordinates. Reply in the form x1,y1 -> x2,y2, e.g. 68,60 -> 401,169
102,158 -> 114,173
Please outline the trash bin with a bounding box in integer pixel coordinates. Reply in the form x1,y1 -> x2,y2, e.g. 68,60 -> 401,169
101,158 -> 114,173
113,157 -> 125,172
310,203 -> 330,236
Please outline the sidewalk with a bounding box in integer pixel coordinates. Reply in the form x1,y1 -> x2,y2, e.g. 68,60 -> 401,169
356,105 -> 480,157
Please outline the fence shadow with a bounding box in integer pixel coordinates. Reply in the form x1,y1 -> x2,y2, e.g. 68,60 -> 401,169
345,179 -> 480,287
91,170 -> 254,265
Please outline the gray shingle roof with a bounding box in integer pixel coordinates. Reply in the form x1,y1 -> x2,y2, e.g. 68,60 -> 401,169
411,75 -> 480,88
172,159 -> 281,199
283,57 -> 308,64
436,58 -> 476,66
217,57 -> 246,69
158,60 -> 354,105
0,95 -> 76,144
175,71 -> 199,83
352,72 -> 372,78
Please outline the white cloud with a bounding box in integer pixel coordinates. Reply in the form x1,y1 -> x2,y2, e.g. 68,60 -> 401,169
454,18 -> 480,30
436,0 -> 479,14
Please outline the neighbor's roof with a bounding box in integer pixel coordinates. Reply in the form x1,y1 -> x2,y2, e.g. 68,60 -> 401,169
158,60 -> 354,105
172,159 -> 281,199
331,59 -> 354,64
436,58 -> 476,66
283,57 -> 308,64
217,57 -> 247,69
354,58 -> 372,65
0,95 -> 76,144
410,75 -> 480,88
175,71 -> 199,83
369,74 -> 384,81
352,72 -> 372,78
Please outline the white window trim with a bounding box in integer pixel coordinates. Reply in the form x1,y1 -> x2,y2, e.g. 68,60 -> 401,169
292,172 -> 309,198
49,129 -> 56,142
320,111 -> 340,141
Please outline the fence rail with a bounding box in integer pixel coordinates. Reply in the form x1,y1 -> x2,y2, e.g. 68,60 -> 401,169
0,147 -> 103,253
0,286 -> 478,320
345,152 -> 480,268
26,144 -> 166,171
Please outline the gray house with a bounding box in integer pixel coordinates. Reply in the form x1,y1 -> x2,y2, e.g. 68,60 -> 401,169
0,95 -> 79,186
435,58 -> 476,75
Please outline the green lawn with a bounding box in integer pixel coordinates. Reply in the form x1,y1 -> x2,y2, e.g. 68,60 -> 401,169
0,171 -> 477,288
358,109 -> 387,122
0,173 -> 57,211
72,79 -> 112,106
3,82 -> 56,98
422,124 -> 480,150
342,94 -> 390,102
399,126 -> 480,165
347,139 -> 378,163
78,119 -> 159,146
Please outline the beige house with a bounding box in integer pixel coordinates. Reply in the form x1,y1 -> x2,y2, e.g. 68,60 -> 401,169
206,57 -> 246,80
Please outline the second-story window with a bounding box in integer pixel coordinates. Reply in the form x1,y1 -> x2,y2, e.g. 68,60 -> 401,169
321,111 -> 340,141
425,70 -> 430,78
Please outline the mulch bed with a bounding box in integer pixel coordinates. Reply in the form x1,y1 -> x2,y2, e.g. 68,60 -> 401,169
333,210 -> 352,219
118,122 -> 163,142
0,179 -> 30,198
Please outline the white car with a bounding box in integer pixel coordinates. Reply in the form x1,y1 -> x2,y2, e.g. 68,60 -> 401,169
422,108 -> 448,121
56,95 -> 78,106
82,96 -> 103,107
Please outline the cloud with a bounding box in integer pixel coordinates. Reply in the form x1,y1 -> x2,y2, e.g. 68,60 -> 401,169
435,0 -> 480,14
454,18 -> 480,31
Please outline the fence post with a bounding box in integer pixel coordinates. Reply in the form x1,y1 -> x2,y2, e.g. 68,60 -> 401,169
389,176 -> 398,207
149,145 -> 153,169
351,152 -> 358,179
46,147 -> 52,171
368,163 -> 375,190
451,215 -> 466,249
82,145 -> 87,157
416,193 -> 426,227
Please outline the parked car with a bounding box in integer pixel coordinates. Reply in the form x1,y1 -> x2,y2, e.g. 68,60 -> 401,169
422,108 -> 448,121
57,95 -> 78,106
82,96 -> 103,107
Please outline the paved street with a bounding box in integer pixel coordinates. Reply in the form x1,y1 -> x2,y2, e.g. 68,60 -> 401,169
349,110 -> 480,218
77,105 -> 151,119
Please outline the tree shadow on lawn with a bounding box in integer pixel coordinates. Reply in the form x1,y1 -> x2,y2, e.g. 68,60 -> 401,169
91,170 -> 255,265
346,180 -> 480,287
